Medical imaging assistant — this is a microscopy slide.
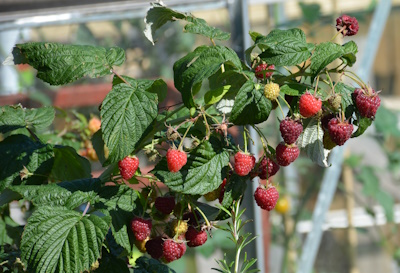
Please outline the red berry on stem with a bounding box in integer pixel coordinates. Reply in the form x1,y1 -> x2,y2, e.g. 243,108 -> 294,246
299,92 -> 322,118
279,117 -> 303,144
336,14 -> 359,36
166,148 -> 187,173
255,63 -> 275,79
234,152 -> 256,176
145,236 -> 165,260
131,217 -> 152,241
118,156 -> 139,180
185,226 -> 208,247
254,186 -> 279,211
162,239 -> 186,263
218,178 -> 228,203
327,118 -> 353,146
258,156 -> 280,180
353,87 -> 381,118
154,196 -> 176,215
275,142 -> 300,166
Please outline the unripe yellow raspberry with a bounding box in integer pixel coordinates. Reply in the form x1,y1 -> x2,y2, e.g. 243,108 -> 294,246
264,82 -> 280,101
170,219 -> 188,237
134,237 -> 149,253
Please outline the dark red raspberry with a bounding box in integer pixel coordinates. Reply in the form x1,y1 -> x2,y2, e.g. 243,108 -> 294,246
321,113 -> 335,131
255,63 -> 275,80
162,239 -> 186,263
336,14 -> 359,36
234,152 -> 256,176
299,92 -> 322,118
218,178 -> 228,203
182,211 -> 202,226
166,148 -> 187,173
353,87 -> 381,118
275,142 -> 300,166
254,186 -> 279,211
155,196 -> 176,215
130,217 -> 152,241
145,236 -> 165,260
280,117 -> 303,144
258,156 -> 280,179
185,226 -> 208,247
327,118 -> 353,146
118,156 -> 139,180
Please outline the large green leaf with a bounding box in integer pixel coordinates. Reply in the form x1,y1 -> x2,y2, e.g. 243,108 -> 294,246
0,105 -> 54,133
230,81 -> 272,125
174,45 -> 242,108
101,83 -> 158,164
112,75 -> 168,103
0,135 -> 54,191
152,139 -> 230,195
280,83 -> 308,96
51,146 -> 92,181
299,119 -> 330,167
98,185 -> 139,253
134,256 -> 176,273
220,174 -> 248,208
334,82 -> 355,118
248,28 -> 314,66
310,42 -> 344,76
144,2 -> 229,44
10,42 -> 125,85
21,206 -> 111,273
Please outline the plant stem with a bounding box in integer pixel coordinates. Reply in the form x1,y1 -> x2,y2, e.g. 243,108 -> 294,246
112,70 -> 132,87
26,127 -> 41,142
82,202 -> 90,216
233,200 -> 241,273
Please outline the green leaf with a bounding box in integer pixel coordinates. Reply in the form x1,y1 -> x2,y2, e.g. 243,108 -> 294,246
204,85 -> 231,105
94,248 -> 129,273
299,119 -> 330,167
0,135 -> 54,191
248,28 -> 314,66
174,45 -> 242,108
98,185 -> 139,253
12,42 -> 125,85
310,42 -> 344,76
220,174 -> 248,208
21,206 -> 111,273
112,75 -> 168,103
51,146 -> 92,181
334,83 -> 355,118
280,83 -> 308,96
152,138 -> 230,195
341,41 -> 358,67
92,129 -> 107,165
0,105 -> 55,133
184,17 -> 230,41
101,83 -> 158,164
230,81 -> 272,125
0,214 -> 20,246
144,3 -> 229,44
249,31 -> 263,42
352,117 -> 372,138
134,256 -> 176,273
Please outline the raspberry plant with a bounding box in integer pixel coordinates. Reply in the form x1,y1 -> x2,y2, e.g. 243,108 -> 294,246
0,3 -> 380,273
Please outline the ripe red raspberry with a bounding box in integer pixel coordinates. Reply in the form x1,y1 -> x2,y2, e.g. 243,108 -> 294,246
254,186 -> 279,211
185,226 -> 207,247
279,117 -> 303,144
275,142 -> 300,166
258,156 -> 280,180
255,63 -> 275,79
234,152 -> 256,176
154,196 -> 176,215
162,239 -> 186,263
166,148 -> 187,173
336,14 -> 359,36
118,156 -> 139,180
353,87 -> 381,118
218,178 -> 228,203
145,236 -> 165,259
327,118 -> 353,146
131,217 -> 152,241
299,92 -> 322,118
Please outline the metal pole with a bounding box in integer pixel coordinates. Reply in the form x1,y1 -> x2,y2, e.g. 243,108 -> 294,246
296,1 -> 392,272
